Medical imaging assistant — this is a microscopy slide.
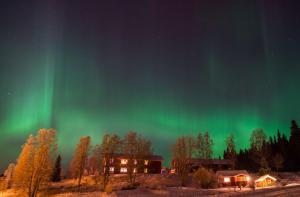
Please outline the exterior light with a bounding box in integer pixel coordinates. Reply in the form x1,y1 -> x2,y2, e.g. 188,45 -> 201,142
224,177 -> 230,183
246,176 -> 250,182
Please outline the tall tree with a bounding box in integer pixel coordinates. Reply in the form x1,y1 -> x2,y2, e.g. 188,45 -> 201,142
288,120 -> 300,171
224,134 -> 236,169
172,136 -> 194,186
69,136 -> 91,189
51,155 -> 62,182
88,144 -> 102,176
122,132 -> 152,186
13,129 -> 57,197
100,134 -> 121,190
195,131 -> 213,159
249,128 -> 268,170
273,153 -> 284,172
4,163 -> 15,189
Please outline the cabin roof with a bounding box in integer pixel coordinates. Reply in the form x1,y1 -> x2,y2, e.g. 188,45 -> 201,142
216,170 -> 249,177
255,174 -> 277,182
189,159 -> 233,165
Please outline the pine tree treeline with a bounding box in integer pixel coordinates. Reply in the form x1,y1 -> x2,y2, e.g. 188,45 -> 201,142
234,120 -> 300,172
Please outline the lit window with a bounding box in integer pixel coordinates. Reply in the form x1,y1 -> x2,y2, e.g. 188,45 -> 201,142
121,159 -> 128,165
110,158 -> 114,164
144,168 -> 148,173
120,167 -> 127,173
133,168 -> 137,173
224,177 -> 230,183
109,167 -> 114,172
144,160 -> 149,165
134,159 -> 137,165
246,176 -> 250,182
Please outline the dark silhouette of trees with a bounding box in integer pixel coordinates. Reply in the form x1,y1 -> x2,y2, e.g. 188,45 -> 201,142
51,155 -> 62,182
223,134 -> 237,169
288,120 -> 300,171
235,120 -> 300,172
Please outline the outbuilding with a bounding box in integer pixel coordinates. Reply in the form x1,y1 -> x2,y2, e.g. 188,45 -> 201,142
255,174 -> 277,187
216,170 -> 250,187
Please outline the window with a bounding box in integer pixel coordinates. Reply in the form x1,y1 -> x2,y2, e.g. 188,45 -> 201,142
224,177 -> 230,183
134,159 -> 137,165
121,159 -> 128,165
109,167 -> 114,172
120,167 -> 127,173
110,158 -> 114,164
133,168 -> 137,173
144,168 -> 148,173
144,160 -> 149,165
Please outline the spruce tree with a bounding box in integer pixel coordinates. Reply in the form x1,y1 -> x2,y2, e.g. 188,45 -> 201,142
52,155 -> 62,182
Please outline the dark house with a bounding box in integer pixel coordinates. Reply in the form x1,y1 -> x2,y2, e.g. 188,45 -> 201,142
105,154 -> 163,174
171,158 -> 233,172
189,159 -> 234,172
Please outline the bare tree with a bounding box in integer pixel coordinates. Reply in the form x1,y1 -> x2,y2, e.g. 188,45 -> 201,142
100,134 -> 121,190
88,144 -> 102,176
250,128 -> 268,168
122,132 -> 152,186
69,136 -> 91,190
195,131 -> 213,159
4,163 -> 15,189
172,136 -> 195,186
13,129 -> 57,197
273,153 -> 284,172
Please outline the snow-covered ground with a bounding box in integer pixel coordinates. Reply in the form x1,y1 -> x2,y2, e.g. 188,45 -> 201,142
1,172 -> 300,196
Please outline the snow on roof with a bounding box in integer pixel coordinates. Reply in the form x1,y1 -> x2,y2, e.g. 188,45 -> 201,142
255,174 -> 277,183
216,170 -> 249,177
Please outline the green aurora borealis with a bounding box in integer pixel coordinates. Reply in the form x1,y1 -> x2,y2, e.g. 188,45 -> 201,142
1,1 -> 300,170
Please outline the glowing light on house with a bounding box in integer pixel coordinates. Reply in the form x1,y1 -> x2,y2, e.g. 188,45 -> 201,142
121,159 -> 128,165
224,177 -> 230,183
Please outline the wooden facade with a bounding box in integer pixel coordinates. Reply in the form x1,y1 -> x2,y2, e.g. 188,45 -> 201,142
105,154 -> 163,174
216,170 -> 250,187
255,175 -> 277,188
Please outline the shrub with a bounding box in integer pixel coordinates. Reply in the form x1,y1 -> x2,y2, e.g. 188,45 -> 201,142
280,180 -> 288,186
258,167 -> 271,176
104,184 -> 113,193
193,167 -> 217,189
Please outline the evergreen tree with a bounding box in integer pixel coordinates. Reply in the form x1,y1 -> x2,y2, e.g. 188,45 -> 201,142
223,134 -> 236,169
288,120 -> 300,171
52,155 -> 62,182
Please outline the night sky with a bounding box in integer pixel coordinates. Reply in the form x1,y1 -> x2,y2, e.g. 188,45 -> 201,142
1,0 -> 300,171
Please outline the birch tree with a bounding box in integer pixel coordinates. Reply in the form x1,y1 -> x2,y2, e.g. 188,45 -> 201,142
69,136 -> 91,189
13,129 -> 57,197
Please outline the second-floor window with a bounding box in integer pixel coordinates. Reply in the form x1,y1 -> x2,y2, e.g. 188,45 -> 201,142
121,159 -> 128,165
144,160 -> 149,165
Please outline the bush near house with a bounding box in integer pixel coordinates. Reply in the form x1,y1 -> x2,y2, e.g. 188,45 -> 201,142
193,167 -> 217,189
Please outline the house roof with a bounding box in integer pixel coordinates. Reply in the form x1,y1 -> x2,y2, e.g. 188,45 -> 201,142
216,170 -> 249,177
189,159 -> 233,166
113,153 -> 163,161
255,174 -> 277,183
